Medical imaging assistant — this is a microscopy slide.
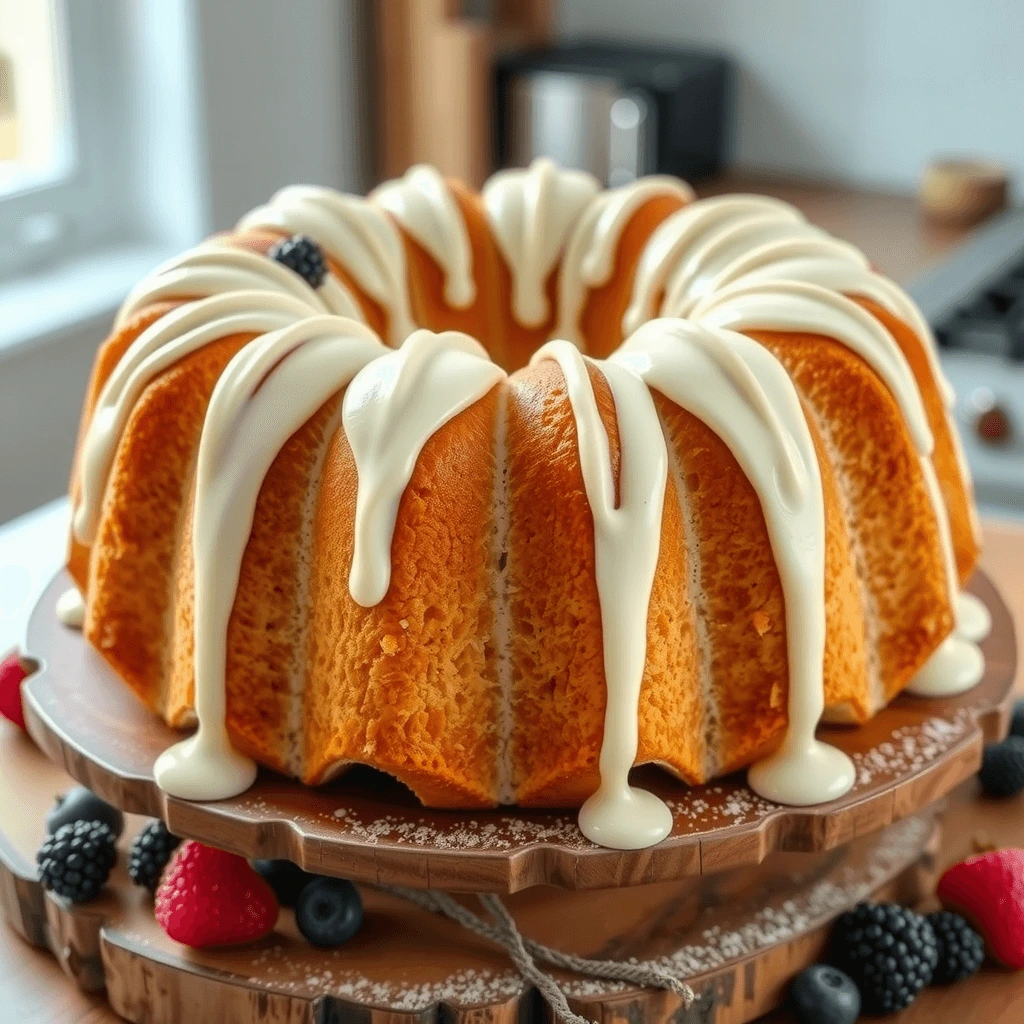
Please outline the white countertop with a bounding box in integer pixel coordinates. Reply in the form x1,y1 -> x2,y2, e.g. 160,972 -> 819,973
0,497 -> 70,654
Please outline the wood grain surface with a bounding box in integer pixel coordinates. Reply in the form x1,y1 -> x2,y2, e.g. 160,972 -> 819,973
19,568 -> 1015,894
0,715 -> 939,1024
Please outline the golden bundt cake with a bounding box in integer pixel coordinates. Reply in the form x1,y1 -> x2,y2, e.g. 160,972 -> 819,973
61,158 -> 988,850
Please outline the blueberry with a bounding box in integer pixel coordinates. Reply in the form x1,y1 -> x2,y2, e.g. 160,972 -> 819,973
789,964 -> 860,1024
252,858 -> 316,907
46,786 -> 124,839
295,877 -> 363,947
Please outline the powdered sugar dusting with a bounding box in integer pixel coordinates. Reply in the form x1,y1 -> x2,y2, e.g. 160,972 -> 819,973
850,712 -> 970,787
231,711 -> 969,860
123,814 -> 927,1012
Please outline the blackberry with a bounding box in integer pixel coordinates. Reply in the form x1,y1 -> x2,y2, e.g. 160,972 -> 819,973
252,858 -> 315,907
1010,697 -> 1024,740
128,820 -> 182,890
979,736 -> 1024,797
37,820 -> 117,903
928,910 -> 985,984
829,902 -> 938,1014
269,234 -> 327,289
46,786 -> 124,839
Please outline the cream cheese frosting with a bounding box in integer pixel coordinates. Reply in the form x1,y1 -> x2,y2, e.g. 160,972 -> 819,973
483,158 -> 600,328
372,164 -> 476,310
67,164 -> 984,847
238,186 -> 415,344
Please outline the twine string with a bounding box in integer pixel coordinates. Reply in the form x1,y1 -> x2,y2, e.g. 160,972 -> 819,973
378,884 -> 696,1024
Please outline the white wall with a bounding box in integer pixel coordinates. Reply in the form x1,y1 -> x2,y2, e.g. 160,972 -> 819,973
191,0 -> 363,230
558,0 -> 1024,196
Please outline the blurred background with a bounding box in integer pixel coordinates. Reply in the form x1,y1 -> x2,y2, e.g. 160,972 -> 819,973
0,0 -> 1022,647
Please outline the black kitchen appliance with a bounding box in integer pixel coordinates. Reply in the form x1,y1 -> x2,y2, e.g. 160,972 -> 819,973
494,41 -> 733,185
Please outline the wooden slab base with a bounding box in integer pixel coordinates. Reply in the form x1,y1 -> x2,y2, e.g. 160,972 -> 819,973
19,569 -> 1015,893
0,717 -> 939,1024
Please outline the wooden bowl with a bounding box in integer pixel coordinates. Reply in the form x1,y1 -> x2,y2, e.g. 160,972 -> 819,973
920,158 -> 1009,227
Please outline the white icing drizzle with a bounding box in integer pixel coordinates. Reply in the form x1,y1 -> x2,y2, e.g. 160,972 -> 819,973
662,214 -> 825,319
73,291 -> 314,545
719,241 -> 956,408
482,158 -> 600,327
154,316 -> 388,801
344,329 -> 506,607
238,186 -> 415,344
719,239 -> 978,545
554,176 -> 695,346
693,280 -> 936,458
905,637 -> 985,697
614,319 -> 856,807
531,340 -> 673,849
956,592 -> 992,643
622,195 -> 804,337
56,586 -> 85,628
371,165 -> 476,310
693,281 -> 985,701
115,242 -> 361,330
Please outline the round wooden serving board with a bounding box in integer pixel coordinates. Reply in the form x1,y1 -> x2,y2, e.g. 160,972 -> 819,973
20,569 -> 1016,894
0,717 -> 940,1024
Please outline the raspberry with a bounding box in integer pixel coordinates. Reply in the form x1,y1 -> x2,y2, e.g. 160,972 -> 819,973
269,234 -> 327,289
938,848 -> 1024,968
155,840 -> 278,948
37,820 -> 117,902
0,652 -> 30,731
829,902 -> 937,1014
129,820 -> 181,890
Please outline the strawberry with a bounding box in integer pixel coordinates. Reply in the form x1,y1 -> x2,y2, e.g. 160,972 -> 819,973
155,840 -> 279,948
0,653 -> 31,731
937,848 -> 1024,968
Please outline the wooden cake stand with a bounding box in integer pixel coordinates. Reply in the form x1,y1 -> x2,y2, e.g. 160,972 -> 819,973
0,716 -> 940,1024
18,569 -> 1017,893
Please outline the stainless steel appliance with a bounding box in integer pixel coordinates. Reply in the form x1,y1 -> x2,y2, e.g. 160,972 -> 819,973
495,43 -> 732,186
909,207 -> 1024,519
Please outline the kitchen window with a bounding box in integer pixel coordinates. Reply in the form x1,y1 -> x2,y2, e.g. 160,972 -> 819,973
0,1 -> 133,283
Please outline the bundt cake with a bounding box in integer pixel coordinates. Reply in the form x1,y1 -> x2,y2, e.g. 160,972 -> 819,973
60,158 -> 990,851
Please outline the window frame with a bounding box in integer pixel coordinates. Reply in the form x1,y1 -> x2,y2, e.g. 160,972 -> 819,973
0,1 -> 139,281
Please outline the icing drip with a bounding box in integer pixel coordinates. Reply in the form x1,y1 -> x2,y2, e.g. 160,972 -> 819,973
622,195 -> 803,337
694,281 -> 986,701
482,158 -> 600,327
661,215 -> 825,319
73,291 -> 314,545
615,318 -> 856,806
693,281 -> 936,458
531,340 -> 672,849
956,592 -> 992,643
154,316 -> 387,801
344,329 -> 507,607
115,242 -> 361,329
905,637 -> 985,697
56,586 -> 85,628
372,165 -> 476,310
555,176 -> 695,346
237,186 -> 415,344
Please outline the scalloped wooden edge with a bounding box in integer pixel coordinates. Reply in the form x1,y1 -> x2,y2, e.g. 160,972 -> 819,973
0,723 -> 941,1024
18,569 -> 1017,893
